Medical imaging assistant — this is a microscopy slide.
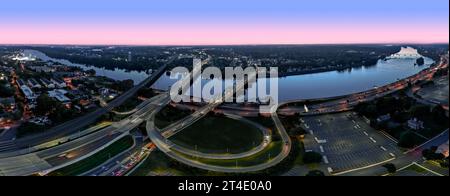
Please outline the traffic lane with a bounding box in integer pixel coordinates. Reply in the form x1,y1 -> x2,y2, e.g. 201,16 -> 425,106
44,132 -> 122,166
9,60 -> 171,151
35,125 -> 118,159
83,137 -> 145,176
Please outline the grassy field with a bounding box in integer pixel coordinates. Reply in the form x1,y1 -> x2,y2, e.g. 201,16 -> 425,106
114,96 -> 143,113
130,151 -> 187,176
171,116 -> 264,154
178,141 -> 283,167
154,105 -> 193,129
132,140 -> 302,176
48,136 -> 134,176
405,164 -> 428,173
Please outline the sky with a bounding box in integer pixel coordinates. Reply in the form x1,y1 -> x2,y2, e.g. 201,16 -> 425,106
0,0 -> 448,45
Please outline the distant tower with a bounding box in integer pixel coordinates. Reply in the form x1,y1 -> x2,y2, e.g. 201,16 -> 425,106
128,52 -> 132,62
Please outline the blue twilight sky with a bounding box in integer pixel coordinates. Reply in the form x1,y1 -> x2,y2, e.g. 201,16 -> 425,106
0,0 -> 448,45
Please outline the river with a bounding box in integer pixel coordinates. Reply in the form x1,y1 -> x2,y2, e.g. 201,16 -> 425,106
23,49 -> 434,102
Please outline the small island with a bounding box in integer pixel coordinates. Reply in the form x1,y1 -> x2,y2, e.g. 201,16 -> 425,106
416,57 -> 425,66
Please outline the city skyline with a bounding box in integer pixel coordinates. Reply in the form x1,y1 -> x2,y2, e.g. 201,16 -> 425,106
0,0 -> 449,45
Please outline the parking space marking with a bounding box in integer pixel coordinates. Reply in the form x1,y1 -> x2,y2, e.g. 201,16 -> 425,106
302,112 -> 402,174
323,155 -> 329,164
320,145 -> 325,153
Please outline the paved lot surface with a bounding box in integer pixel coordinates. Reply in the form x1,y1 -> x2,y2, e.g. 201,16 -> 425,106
301,112 -> 402,174
393,163 -> 442,176
418,76 -> 449,105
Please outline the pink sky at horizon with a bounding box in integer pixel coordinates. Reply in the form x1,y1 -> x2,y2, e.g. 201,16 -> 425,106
1,23 -> 448,45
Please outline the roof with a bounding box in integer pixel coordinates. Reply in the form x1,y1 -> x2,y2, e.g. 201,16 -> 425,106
48,89 -> 70,103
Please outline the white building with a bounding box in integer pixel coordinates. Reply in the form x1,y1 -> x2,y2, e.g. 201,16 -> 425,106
48,89 -> 71,104
18,82 -> 37,102
377,114 -> 391,123
389,47 -> 422,59
407,118 -> 424,130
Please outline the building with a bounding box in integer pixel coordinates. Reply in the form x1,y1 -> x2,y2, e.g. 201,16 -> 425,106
128,52 -> 132,62
17,79 -> 36,102
377,114 -> 391,123
28,66 -> 55,73
29,116 -> 51,126
40,78 -> 56,89
12,55 -> 36,61
0,73 -> 7,81
389,47 -> 422,59
436,141 -> 449,158
407,118 -> 424,130
51,78 -> 67,88
28,78 -> 42,89
48,89 -> 71,104
0,97 -> 16,111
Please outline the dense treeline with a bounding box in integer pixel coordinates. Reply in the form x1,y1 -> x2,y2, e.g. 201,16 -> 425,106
8,44 -> 449,74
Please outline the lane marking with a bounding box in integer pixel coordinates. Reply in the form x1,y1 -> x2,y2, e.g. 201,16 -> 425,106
323,155 -> 329,164
332,157 -> 396,176
327,167 -> 334,173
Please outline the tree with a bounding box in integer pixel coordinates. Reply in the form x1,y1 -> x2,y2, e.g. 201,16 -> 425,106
0,84 -> 14,98
303,151 -> 323,164
114,79 -> 134,92
16,122 -> 46,138
432,105 -> 447,125
137,88 -> 156,98
410,105 -> 430,119
422,147 -> 446,161
383,163 -> 397,174
289,127 -> 306,137
35,94 -> 58,115
398,131 -> 418,148
306,170 -> 325,176
48,104 -> 78,123
416,57 -> 425,66
441,158 -> 449,168
86,69 -> 96,76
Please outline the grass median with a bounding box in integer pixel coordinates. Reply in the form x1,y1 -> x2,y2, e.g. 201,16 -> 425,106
171,116 -> 264,154
48,135 -> 134,176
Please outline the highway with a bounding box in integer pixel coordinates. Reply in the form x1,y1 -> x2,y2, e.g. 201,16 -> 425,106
0,56 -> 175,153
149,113 -> 271,160
145,67 -> 293,173
1,54 -> 447,176
171,54 -> 448,118
0,92 -> 171,176
277,54 -> 449,116
145,103 -> 292,173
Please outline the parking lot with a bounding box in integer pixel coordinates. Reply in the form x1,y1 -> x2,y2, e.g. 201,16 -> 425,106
301,112 -> 402,174
417,76 -> 449,105
393,163 -> 441,176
